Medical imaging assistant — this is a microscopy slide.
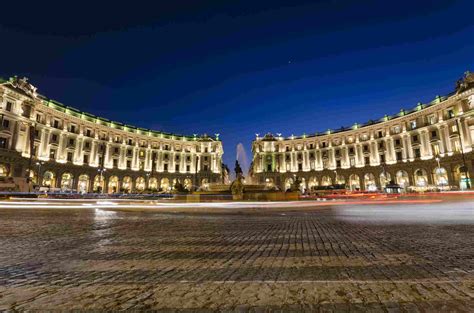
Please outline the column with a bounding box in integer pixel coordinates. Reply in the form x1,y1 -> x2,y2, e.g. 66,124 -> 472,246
104,143 -> 112,168
460,118 -> 472,152
57,133 -> 67,161
436,125 -> 445,155
74,137 -> 83,164
441,125 -> 453,155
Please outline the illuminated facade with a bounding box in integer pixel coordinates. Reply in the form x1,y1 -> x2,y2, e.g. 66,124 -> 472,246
0,77 -> 223,192
251,72 -> 474,192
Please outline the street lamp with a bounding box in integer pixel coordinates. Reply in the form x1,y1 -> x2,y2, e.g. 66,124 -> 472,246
146,172 -> 151,191
36,161 -> 44,185
455,118 -> 471,189
98,168 -> 106,194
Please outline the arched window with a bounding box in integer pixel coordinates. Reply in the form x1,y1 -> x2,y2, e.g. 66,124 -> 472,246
364,173 -> 377,191
321,176 -> 332,186
160,178 -> 170,191
148,177 -> 158,190
78,174 -> 90,193
108,176 -> 119,193
414,169 -> 428,188
184,178 -> 193,191
380,172 -> 392,188
122,176 -> 132,193
349,174 -> 360,191
60,173 -> 74,190
433,167 -> 448,188
135,177 -> 145,191
396,170 -> 409,188
42,171 -> 55,187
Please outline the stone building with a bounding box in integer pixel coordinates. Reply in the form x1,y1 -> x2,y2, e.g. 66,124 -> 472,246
251,72 -> 474,192
0,76 -> 224,193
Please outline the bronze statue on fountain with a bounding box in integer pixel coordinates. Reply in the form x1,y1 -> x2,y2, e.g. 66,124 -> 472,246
230,160 -> 245,200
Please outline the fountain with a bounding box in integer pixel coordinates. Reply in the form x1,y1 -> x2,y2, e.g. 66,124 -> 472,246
195,144 -> 300,202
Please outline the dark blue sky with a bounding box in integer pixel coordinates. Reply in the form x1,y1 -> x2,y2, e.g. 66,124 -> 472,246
1,0 -> 473,172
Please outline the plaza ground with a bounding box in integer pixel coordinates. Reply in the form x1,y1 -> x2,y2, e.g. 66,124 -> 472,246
0,196 -> 473,311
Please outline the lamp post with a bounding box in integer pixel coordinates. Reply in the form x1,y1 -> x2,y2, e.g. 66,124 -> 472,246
36,161 -> 44,186
98,168 -> 106,194
194,156 -> 199,191
146,172 -> 150,192
455,118 -> 471,189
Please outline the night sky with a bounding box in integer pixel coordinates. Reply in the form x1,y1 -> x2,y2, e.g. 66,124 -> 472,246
1,0 -> 473,173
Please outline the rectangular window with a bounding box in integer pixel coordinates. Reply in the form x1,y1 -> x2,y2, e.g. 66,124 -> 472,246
410,120 -> 417,129
49,149 -> 56,159
163,163 -> 168,171
86,129 -> 92,137
186,165 -> 190,172
175,164 -> 180,172
414,148 -> 421,158
452,125 -> 458,133
113,159 -> 118,168
396,151 -> 402,161
51,134 -> 58,142
364,156 -> 370,165
380,154 -> 385,163
5,101 -> 12,111
68,138 -> 75,146
412,135 -> 418,143
127,160 -> 132,169
67,152 -> 73,162
428,115 -> 436,125
83,154 -> 89,164
53,120 -> 60,128
447,109 -> 455,118
298,163 -> 303,171
0,137 -> 8,149
336,160 -> 341,168
454,140 -> 461,152
203,165 -> 208,171
350,157 -> 355,166
70,125 -> 76,133
2,119 -> 9,129
36,114 -> 42,123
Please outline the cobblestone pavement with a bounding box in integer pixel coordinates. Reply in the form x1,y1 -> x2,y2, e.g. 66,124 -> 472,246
0,203 -> 473,311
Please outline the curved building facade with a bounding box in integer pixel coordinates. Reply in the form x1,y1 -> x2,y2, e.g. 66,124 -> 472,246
251,73 -> 474,192
0,77 -> 224,192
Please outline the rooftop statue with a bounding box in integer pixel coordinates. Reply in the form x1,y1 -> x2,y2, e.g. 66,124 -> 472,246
456,71 -> 474,93
8,76 -> 38,98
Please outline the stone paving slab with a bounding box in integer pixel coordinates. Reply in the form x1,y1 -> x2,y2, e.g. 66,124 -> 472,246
0,207 -> 473,311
